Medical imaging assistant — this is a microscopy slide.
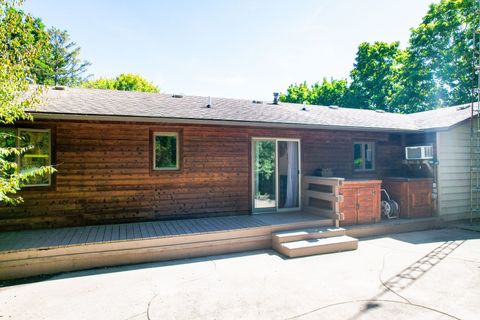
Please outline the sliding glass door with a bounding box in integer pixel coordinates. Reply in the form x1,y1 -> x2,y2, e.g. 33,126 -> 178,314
252,138 -> 301,213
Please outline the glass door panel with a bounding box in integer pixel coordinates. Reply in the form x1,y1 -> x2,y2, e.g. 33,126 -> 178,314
278,141 -> 300,210
253,140 -> 276,211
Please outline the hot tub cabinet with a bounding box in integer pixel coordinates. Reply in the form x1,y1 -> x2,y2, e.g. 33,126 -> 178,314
339,180 -> 382,226
382,177 -> 433,218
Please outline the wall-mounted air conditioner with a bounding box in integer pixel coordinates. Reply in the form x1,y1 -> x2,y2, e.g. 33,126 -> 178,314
405,146 -> 433,160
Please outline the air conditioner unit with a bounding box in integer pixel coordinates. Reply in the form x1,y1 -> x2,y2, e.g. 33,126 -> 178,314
405,146 -> 433,160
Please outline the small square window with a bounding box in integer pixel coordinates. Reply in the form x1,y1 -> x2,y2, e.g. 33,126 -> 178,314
153,132 -> 179,170
353,142 -> 375,171
18,128 -> 52,186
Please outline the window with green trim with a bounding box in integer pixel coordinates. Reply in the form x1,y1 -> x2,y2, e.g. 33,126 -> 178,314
18,129 -> 51,186
153,132 -> 179,170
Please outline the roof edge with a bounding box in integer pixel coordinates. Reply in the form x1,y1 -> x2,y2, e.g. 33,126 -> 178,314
30,112 -> 420,133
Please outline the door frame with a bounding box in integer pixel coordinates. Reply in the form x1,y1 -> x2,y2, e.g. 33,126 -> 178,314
251,137 -> 302,214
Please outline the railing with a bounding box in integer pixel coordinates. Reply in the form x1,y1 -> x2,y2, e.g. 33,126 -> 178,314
302,176 -> 345,227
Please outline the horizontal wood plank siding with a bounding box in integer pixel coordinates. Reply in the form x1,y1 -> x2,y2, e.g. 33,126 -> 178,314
437,121 -> 471,219
0,120 -> 403,230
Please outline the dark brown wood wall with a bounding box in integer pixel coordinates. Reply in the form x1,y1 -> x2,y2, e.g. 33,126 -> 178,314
0,120 -> 404,230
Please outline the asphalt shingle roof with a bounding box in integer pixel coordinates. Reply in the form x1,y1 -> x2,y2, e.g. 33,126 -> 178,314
32,87 -> 478,132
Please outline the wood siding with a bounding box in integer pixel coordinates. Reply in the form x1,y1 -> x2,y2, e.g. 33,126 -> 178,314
0,120 -> 404,231
437,121 -> 472,219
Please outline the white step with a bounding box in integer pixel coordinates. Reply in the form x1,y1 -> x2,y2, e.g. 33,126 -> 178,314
272,227 -> 346,244
276,235 -> 358,258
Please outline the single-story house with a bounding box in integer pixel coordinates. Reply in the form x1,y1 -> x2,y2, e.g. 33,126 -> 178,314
1,87 -> 477,231
1,87 -> 479,279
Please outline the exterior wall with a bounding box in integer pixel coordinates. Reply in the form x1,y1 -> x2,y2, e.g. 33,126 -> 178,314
437,121 -> 471,220
0,120 -> 404,231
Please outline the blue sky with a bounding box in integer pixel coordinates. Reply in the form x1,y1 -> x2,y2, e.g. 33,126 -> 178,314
24,0 -> 436,100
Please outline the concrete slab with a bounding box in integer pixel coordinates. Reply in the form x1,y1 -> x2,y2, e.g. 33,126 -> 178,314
0,227 -> 479,320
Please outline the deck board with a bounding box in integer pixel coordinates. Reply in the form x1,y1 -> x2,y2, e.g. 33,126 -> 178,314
164,221 -> 180,235
79,226 -> 94,244
125,223 -> 136,240
138,223 -> 149,239
119,224 -> 127,240
171,221 -> 186,235
175,220 -> 192,235
86,226 -> 99,243
94,225 -> 106,243
72,227 -> 85,245
111,224 -> 121,241
151,222 -> 164,237
132,224 -> 142,239
59,227 -> 77,246
157,221 -> 171,236
145,222 -> 157,238
102,225 -> 113,242
182,219 -> 202,234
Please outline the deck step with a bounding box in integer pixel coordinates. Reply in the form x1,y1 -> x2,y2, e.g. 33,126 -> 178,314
272,227 -> 345,244
276,235 -> 358,258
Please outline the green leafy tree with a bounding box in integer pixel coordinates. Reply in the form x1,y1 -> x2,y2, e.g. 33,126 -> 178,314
310,78 -> 350,106
1,0 -> 55,205
394,0 -> 480,111
281,0 -> 480,113
280,79 -> 349,107
115,73 -> 159,92
82,73 -> 160,93
279,82 -> 312,104
34,27 -> 91,86
80,77 -> 116,90
348,41 -> 403,112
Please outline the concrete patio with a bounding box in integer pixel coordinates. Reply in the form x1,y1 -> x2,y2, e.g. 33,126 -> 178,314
0,227 -> 479,320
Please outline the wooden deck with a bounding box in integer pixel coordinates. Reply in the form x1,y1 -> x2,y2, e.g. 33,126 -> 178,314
0,212 -> 332,280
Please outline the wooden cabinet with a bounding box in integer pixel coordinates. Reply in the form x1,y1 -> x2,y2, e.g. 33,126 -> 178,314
339,180 -> 381,226
382,178 -> 433,218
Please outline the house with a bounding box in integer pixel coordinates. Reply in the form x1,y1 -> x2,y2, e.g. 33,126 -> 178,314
1,87 -> 479,279
0,87 -> 477,231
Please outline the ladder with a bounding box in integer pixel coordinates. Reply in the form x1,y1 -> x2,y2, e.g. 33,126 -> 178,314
470,29 -> 480,223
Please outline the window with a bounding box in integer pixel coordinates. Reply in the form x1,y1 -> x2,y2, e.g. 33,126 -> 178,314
353,142 -> 375,171
153,132 -> 179,170
18,128 -> 52,186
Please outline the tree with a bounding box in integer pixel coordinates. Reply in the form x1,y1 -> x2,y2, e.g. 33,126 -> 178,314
348,41 -> 403,112
1,0 -> 55,205
279,78 -> 349,106
279,82 -> 312,104
80,77 -> 116,90
82,73 -> 160,93
310,78 -> 350,107
394,0 -> 480,111
281,0 -> 480,113
34,27 -> 91,86
115,73 -> 159,92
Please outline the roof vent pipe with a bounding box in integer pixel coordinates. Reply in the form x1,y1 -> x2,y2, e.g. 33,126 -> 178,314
206,96 -> 212,108
273,92 -> 279,104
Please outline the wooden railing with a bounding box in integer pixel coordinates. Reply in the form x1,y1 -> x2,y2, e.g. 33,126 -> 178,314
302,176 -> 345,227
